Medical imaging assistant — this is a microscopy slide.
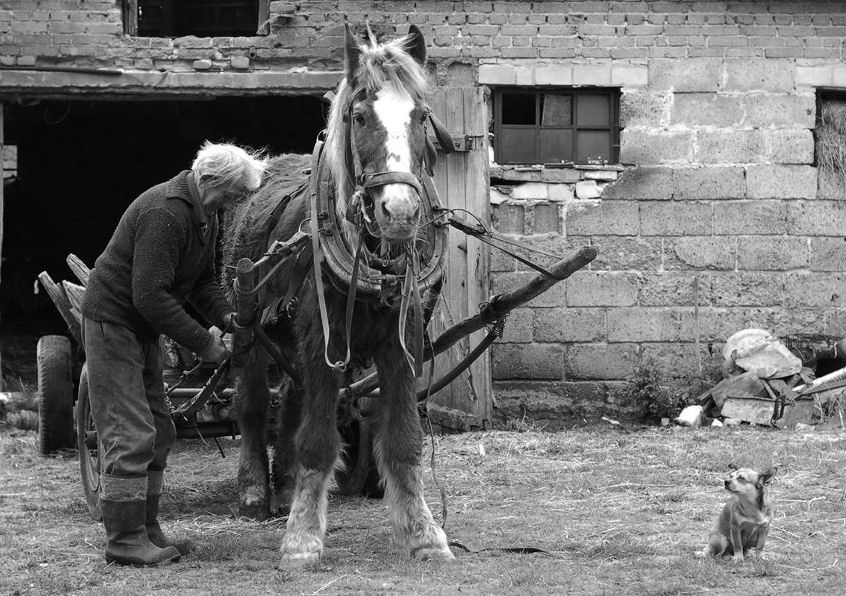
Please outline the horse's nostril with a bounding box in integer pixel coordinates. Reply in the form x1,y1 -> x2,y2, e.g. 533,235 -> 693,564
381,202 -> 391,220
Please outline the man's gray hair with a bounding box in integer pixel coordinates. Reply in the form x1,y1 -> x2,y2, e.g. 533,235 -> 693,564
191,141 -> 267,191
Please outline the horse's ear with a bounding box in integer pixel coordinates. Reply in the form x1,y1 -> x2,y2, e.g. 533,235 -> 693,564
344,24 -> 360,80
406,24 -> 427,66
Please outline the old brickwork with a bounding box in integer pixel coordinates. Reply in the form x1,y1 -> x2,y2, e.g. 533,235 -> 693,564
3,1 -> 846,421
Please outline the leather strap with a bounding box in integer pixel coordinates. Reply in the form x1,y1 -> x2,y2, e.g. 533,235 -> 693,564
310,139 -> 351,372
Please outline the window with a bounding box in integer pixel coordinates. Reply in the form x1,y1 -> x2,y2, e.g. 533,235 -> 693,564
493,87 -> 620,166
124,0 -> 269,37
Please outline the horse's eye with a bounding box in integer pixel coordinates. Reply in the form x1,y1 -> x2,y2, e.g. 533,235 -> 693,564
354,113 -> 365,126
419,111 -> 429,125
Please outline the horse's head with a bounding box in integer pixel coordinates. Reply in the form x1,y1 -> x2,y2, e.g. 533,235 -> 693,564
326,25 -> 433,247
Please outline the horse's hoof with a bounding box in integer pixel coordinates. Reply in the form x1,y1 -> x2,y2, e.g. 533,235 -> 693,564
411,545 -> 455,562
278,552 -> 321,570
238,502 -> 271,521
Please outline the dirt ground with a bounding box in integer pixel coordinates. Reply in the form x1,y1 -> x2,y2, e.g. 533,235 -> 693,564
1,422 -> 844,595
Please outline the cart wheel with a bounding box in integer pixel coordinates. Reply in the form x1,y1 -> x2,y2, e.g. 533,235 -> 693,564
335,416 -> 383,498
37,335 -> 75,456
76,365 -> 103,521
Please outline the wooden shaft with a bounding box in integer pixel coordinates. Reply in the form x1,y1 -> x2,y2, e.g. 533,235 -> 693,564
231,258 -> 257,368
344,245 -> 597,398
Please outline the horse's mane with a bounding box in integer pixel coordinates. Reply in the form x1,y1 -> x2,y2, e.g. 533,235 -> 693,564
324,32 -> 431,220
219,153 -> 311,289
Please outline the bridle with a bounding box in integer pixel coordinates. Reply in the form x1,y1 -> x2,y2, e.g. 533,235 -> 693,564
308,88 -> 454,376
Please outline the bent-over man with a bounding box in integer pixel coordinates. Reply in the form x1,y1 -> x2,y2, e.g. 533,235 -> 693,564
81,141 -> 266,566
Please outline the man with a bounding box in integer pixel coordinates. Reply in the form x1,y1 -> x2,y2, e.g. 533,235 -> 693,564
81,141 -> 266,566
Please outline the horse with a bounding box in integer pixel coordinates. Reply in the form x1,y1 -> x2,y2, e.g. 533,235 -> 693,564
219,24 -> 455,568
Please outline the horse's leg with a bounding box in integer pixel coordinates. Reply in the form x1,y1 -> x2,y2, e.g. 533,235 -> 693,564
278,306 -> 342,569
234,347 -> 272,519
373,341 -> 454,561
269,375 -> 301,515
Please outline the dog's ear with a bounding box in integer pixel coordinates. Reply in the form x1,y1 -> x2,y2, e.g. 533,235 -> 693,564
728,462 -> 738,471
757,466 -> 778,488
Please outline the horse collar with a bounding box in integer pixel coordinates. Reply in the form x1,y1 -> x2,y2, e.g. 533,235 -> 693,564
310,136 -> 448,308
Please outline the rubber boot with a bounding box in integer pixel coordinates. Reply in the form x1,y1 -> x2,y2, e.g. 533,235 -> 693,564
102,499 -> 181,566
146,492 -> 194,555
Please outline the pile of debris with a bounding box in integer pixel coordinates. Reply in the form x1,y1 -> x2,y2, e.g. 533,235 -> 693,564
676,329 -> 846,430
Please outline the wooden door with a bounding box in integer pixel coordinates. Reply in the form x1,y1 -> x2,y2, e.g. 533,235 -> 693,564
425,86 -> 491,430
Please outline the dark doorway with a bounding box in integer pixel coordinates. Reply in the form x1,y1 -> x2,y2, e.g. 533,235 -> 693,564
1,95 -> 324,382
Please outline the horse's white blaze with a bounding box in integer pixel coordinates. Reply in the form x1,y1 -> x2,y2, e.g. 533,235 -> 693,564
373,86 -> 414,173
372,86 -> 418,226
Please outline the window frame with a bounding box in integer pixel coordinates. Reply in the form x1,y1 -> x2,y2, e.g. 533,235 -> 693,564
123,0 -> 270,37
493,86 -> 621,166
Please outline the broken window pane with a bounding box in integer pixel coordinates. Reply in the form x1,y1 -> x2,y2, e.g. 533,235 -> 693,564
501,93 -> 536,126
541,94 -> 572,126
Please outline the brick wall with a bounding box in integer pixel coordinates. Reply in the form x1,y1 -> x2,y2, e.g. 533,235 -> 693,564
4,1 -> 846,421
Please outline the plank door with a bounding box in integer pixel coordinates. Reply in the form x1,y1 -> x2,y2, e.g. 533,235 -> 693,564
426,86 -> 491,429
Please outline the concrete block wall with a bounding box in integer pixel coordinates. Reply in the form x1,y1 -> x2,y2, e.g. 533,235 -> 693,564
5,1 -> 846,420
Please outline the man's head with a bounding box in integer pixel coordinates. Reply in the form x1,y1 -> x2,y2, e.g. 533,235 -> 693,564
192,142 -> 267,212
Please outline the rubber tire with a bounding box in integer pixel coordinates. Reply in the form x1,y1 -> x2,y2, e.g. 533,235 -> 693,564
335,417 -> 384,498
37,335 -> 75,456
76,365 -> 103,521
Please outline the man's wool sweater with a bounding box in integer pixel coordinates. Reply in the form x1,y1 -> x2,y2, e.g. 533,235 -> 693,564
81,170 -> 231,354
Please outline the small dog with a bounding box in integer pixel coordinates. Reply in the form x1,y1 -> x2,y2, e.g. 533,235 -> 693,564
697,465 -> 778,562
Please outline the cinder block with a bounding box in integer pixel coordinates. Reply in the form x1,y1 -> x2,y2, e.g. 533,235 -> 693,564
796,64 -> 833,87
811,237 -> 846,272
611,63 -> 648,87
724,58 -> 794,92
565,343 -> 639,380
573,63 -> 612,85
565,200 -> 639,236
672,93 -> 743,127
789,201 -> 846,235
714,200 -> 788,235
534,64 -> 573,85
491,343 -> 565,380
737,236 -> 809,271
499,308 -> 533,343
742,94 -> 816,128
640,343 -> 706,379
602,166 -> 672,200
761,128 -> 814,165
695,130 -> 759,164
534,307 -> 606,342
567,271 -> 639,307
783,272 -> 846,308
511,182 -> 549,200
230,55 -> 250,70
666,236 -> 736,270
639,272 -> 710,307
649,57 -> 722,91
607,307 -> 685,342
711,272 -> 785,307
533,203 -> 560,234
548,183 -> 575,201
620,128 -> 694,164
747,165 -> 816,199
640,201 -> 713,235
492,204 -> 525,234
673,166 -> 745,200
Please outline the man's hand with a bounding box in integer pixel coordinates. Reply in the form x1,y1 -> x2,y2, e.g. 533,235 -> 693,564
200,325 -> 229,364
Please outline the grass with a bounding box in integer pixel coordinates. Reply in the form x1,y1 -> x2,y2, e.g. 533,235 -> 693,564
1,424 -> 844,595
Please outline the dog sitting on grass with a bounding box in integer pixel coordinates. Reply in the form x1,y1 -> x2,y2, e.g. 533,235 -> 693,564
697,465 -> 778,562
